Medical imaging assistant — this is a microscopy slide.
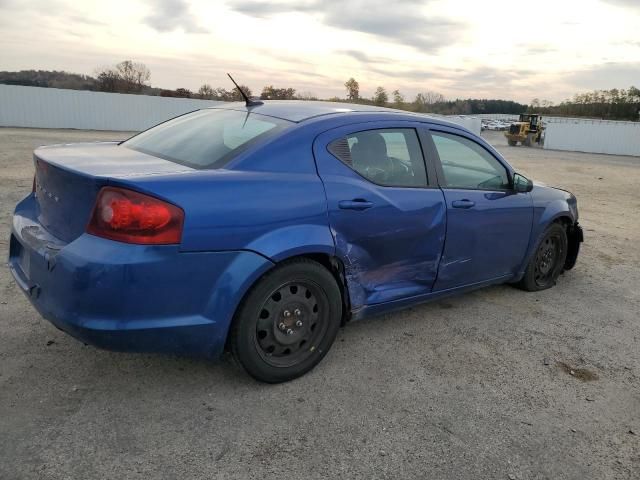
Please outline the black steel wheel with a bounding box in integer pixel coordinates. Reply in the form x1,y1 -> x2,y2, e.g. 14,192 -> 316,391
254,280 -> 328,368
517,223 -> 568,291
534,234 -> 561,287
229,258 -> 342,383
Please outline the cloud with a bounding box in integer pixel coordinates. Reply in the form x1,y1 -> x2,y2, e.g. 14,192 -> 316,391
232,0 -> 316,18
524,45 -> 556,55
563,62 -> 640,90
340,50 -> 392,64
143,0 -> 208,33
601,0 -> 640,8
69,15 -> 107,27
231,0 -> 464,52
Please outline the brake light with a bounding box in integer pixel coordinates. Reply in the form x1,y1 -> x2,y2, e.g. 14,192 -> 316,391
87,187 -> 184,244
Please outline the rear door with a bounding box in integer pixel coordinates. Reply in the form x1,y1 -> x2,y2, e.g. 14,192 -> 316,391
313,121 -> 446,308
424,127 -> 533,290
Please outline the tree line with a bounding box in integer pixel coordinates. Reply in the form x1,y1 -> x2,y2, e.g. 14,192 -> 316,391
529,87 -> 640,121
1,63 -> 638,120
339,78 -> 527,115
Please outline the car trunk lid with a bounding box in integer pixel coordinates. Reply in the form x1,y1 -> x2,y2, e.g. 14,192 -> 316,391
34,142 -> 193,243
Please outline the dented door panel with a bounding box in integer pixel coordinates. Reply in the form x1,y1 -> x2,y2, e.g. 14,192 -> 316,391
313,122 -> 447,308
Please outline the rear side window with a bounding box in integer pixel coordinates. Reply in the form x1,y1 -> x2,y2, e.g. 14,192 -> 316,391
431,131 -> 510,190
123,109 -> 291,169
328,128 -> 427,187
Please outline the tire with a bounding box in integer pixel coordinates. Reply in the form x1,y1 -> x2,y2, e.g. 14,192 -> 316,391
508,140 -> 517,146
229,258 -> 342,383
517,223 -> 568,291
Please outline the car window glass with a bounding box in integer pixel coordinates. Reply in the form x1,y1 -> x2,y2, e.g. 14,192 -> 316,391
431,131 -> 510,190
123,109 -> 291,169
328,128 -> 427,187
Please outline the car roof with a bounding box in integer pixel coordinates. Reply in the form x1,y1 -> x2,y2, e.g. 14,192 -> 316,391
207,100 -> 451,125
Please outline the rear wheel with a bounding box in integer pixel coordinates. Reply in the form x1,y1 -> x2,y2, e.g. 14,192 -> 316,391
229,259 -> 342,383
517,223 -> 568,291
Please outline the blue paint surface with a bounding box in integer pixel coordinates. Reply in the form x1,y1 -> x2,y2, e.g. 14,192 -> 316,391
8,102 -> 580,357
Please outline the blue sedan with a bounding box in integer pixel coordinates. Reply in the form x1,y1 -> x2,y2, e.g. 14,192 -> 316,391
9,101 -> 583,382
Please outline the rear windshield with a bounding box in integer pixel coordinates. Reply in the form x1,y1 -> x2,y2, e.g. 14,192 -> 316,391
123,109 -> 291,169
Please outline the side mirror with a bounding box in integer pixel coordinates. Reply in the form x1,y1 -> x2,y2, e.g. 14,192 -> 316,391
513,173 -> 533,193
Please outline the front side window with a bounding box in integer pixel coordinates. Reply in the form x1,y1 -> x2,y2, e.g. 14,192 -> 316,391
123,109 -> 291,169
431,131 -> 510,190
328,128 -> 427,187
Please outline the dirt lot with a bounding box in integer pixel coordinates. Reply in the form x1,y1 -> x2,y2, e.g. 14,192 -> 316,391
0,128 -> 638,480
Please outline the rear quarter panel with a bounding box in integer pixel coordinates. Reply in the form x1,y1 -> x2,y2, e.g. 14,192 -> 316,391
114,128 -> 335,261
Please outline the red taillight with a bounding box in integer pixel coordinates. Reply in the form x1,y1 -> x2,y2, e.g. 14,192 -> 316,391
87,187 -> 184,244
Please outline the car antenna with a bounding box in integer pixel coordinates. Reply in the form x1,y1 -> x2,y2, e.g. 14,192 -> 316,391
227,73 -> 263,107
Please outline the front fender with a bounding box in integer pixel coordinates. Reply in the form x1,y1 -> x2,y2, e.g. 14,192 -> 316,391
537,199 -> 577,227
516,198 -> 577,278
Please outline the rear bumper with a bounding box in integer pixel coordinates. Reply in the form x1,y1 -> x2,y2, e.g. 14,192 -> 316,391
9,196 -> 273,358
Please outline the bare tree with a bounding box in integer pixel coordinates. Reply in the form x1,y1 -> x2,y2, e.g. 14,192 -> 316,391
424,91 -> 445,104
392,89 -> 404,106
198,84 -> 215,99
230,85 -> 253,101
372,86 -> 388,106
115,60 -> 150,93
344,78 -> 359,101
413,91 -> 446,112
261,85 -> 296,100
212,87 -> 231,101
296,91 -> 318,101
94,60 -> 150,93
95,68 -> 120,92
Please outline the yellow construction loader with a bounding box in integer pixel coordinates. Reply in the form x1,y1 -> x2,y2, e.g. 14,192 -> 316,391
505,114 -> 543,147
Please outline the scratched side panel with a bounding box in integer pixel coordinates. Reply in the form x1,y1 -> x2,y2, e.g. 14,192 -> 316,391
332,194 -> 447,307
313,121 -> 447,309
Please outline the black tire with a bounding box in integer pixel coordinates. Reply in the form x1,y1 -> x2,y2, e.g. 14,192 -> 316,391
508,140 -> 517,146
229,258 -> 342,383
517,223 -> 568,291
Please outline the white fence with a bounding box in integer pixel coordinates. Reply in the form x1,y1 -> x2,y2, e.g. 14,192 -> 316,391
544,118 -> 640,156
1,84 -> 484,135
0,84 -> 223,131
2,87 -> 637,156
442,116 -> 482,135
475,113 -> 520,122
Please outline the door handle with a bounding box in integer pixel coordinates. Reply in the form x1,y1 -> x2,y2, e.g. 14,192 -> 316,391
452,199 -> 475,209
338,199 -> 374,211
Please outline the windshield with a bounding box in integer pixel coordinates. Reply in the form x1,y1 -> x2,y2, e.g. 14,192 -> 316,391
123,109 -> 291,169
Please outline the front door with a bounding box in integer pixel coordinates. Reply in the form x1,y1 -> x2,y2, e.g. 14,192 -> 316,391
313,122 -> 446,308
427,128 -> 533,291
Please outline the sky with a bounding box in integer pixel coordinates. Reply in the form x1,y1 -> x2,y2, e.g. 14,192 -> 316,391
0,0 -> 639,103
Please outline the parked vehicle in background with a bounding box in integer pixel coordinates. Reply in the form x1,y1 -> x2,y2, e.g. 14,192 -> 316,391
9,101 -> 583,383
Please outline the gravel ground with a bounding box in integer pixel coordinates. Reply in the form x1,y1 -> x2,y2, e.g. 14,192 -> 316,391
0,128 -> 638,480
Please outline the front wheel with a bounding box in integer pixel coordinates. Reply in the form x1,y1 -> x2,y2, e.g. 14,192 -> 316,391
517,223 -> 568,291
229,259 -> 342,383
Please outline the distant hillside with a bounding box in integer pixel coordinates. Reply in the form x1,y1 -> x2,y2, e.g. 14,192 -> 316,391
0,69 -> 163,95
0,70 -> 98,90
